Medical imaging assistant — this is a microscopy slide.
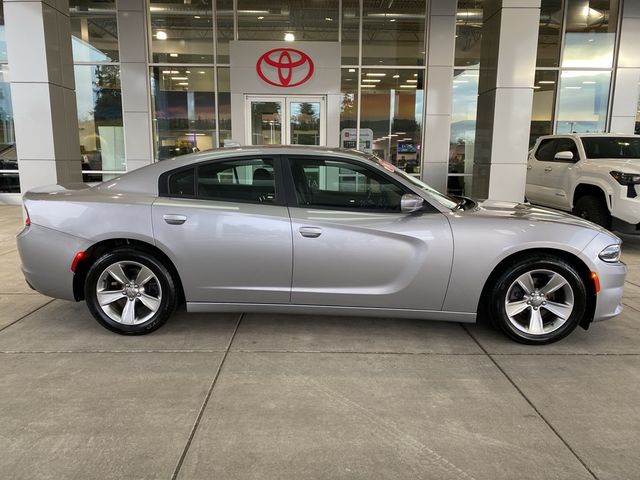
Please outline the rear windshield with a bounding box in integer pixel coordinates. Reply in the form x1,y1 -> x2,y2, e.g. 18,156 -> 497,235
582,137 -> 640,159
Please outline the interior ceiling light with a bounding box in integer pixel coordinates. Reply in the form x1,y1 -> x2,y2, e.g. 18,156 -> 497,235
178,82 -> 189,86
257,16 -> 264,20
348,68 -> 356,72
360,84 -> 376,88
392,74 -> 400,78
284,33 -> 295,42
171,76 -> 188,80
199,71 -> 206,74
406,79 -> 418,83
400,85 -> 417,88
194,15 -> 201,19
156,31 -> 168,40
325,17 -> 333,21
366,73 -> 386,77
362,79 -> 381,83
170,53 -> 179,57
538,80 -> 555,84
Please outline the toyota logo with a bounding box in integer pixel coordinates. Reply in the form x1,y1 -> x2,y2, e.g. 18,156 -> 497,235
256,48 -> 315,88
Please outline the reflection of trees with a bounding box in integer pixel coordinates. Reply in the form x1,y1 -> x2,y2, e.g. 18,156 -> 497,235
93,66 -> 122,124
340,93 -> 356,129
292,102 -> 318,131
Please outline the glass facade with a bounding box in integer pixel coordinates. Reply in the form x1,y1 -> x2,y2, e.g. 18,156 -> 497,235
531,0 -> 620,145
71,0 -> 123,183
0,4 -> 16,193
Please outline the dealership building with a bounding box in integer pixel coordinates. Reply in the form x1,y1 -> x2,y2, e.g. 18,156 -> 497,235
0,0 -> 638,203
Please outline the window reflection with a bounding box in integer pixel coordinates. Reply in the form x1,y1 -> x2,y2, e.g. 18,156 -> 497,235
562,0 -> 618,68
537,0 -> 563,67
455,0 -> 483,67
340,68 -> 358,132
449,69 -> 478,195
362,0 -> 426,66
0,65 -> 17,193
556,71 -> 611,134
237,0 -> 339,43
341,0 -> 359,64
149,0 -> 214,64
70,0 -> 119,62
359,69 -> 423,175
216,0 -> 233,64
217,67 -> 232,146
531,71 -> 558,145
151,67 -> 215,159
75,65 -> 125,181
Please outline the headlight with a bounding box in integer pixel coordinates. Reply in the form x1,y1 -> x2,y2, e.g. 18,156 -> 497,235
610,171 -> 640,185
599,244 -> 621,263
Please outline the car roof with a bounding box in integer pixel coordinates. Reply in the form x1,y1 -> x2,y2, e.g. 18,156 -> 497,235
537,133 -> 640,141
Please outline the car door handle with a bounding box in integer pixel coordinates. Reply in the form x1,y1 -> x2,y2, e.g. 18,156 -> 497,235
544,167 -> 553,172
527,165 -> 532,170
163,214 -> 187,225
299,226 -> 322,238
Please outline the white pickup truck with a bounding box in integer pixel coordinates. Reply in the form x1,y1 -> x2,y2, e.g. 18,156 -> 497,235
526,133 -> 640,234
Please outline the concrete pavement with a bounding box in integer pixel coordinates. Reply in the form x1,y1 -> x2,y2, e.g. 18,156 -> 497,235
0,205 -> 638,480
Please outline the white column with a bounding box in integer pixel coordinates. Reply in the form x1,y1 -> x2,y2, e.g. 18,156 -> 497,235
117,0 -> 154,170
422,0 -> 456,193
472,0 -> 540,202
609,1 -> 640,134
4,0 -> 82,193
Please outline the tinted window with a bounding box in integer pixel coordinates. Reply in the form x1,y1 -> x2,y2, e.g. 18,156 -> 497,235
168,168 -> 195,196
197,158 -> 276,203
535,139 -> 557,161
582,137 -> 640,159
290,158 -> 405,212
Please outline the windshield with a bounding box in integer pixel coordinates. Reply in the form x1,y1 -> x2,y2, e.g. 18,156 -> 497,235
582,137 -> 640,159
368,154 -> 459,209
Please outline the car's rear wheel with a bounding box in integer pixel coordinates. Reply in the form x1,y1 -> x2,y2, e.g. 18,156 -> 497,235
489,256 -> 586,344
573,195 -> 611,229
84,248 -> 178,334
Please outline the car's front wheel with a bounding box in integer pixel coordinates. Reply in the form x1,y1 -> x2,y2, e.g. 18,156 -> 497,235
489,256 -> 587,344
84,248 -> 178,334
573,195 -> 611,229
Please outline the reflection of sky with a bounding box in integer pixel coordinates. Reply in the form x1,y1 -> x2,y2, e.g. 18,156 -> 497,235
72,36 -> 113,63
451,70 -> 478,142
562,33 -> 614,68
75,65 -> 97,123
556,71 -> 610,133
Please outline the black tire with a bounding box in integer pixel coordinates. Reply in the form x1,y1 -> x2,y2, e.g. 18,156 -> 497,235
84,248 -> 178,335
489,256 -> 587,345
573,195 -> 611,229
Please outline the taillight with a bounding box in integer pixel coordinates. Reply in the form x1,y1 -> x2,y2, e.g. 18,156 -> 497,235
70,251 -> 86,273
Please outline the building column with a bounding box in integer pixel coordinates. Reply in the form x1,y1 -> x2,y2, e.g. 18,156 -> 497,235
4,0 -> 82,193
472,0 -> 540,202
609,1 -> 640,134
422,0 -> 456,193
117,0 -> 154,170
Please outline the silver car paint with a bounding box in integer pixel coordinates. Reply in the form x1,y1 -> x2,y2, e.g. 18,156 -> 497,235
17,146 -> 626,324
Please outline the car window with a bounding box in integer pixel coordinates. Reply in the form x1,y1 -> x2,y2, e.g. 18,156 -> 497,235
289,158 -> 405,212
168,168 -> 195,196
197,158 -> 276,204
535,139 -> 557,161
553,138 -> 579,161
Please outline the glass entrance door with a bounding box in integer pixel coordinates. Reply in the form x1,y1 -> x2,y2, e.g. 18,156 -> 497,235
246,96 -> 326,146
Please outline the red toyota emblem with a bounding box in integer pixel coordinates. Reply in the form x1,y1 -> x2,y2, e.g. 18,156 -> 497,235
256,48 -> 315,87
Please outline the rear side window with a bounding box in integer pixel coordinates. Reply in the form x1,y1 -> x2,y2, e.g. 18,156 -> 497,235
535,139 -> 556,161
168,168 -> 195,196
197,158 -> 276,203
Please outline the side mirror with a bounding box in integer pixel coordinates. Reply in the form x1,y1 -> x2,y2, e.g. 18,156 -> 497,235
554,150 -> 574,161
401,194 -> 425,213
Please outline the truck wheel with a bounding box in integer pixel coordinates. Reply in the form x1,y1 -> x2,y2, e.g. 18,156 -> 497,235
573,195 -> 611,229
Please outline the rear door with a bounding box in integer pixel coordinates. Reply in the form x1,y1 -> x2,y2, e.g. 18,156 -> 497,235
152,155 -> 293,304
284,155 -> 454,311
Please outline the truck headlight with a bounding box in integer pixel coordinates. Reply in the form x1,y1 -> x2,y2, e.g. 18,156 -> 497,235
610,171 -> 640,185
599,244 -> 621,263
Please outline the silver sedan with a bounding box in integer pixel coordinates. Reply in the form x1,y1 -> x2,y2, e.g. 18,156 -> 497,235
17,146 -> 627,344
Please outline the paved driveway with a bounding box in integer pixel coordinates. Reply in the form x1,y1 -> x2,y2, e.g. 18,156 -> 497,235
1,205 -> 638,480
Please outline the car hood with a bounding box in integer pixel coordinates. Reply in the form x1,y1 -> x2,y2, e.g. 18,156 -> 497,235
584,158 -> 640,173
464,199 -> 611,233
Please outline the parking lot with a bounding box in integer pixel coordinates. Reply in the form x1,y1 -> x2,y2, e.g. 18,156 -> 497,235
1,204 -> 639,480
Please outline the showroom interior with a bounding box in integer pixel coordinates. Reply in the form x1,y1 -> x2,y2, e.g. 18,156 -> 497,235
0,0 -> 639,203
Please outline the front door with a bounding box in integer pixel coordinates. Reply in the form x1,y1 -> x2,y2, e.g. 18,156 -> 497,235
246,95 -> 326,146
